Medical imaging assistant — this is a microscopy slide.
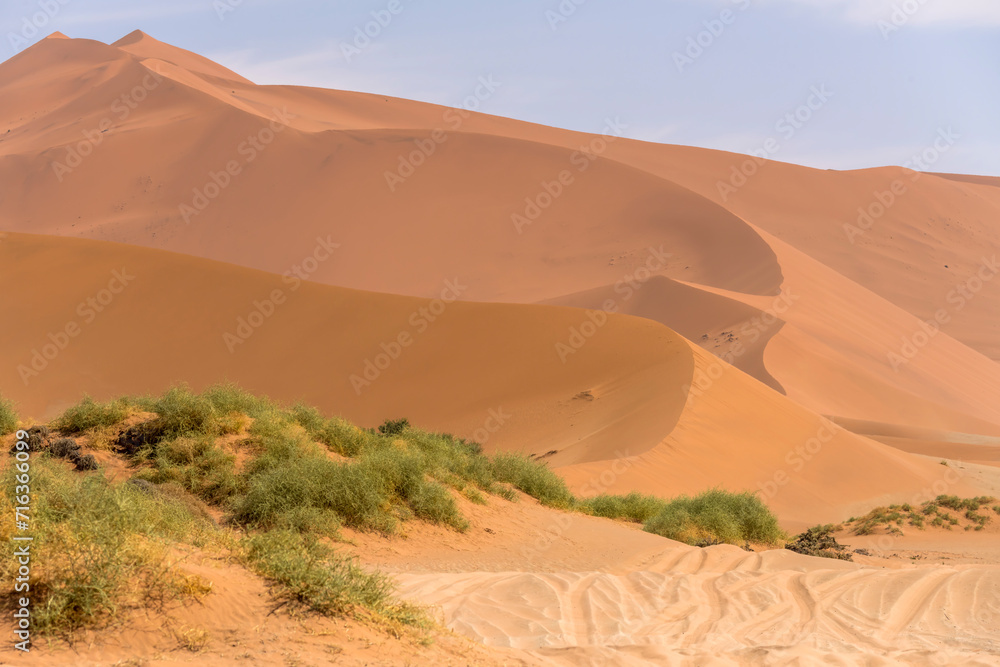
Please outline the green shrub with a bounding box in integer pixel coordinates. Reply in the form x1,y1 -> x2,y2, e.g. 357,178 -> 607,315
578,492 -> 667,523
0,395 -> 18,435
200,383 -> 276,419
642,489 -> 785,546
145,386 -> 217,439
52,396 -> 132,433
1,460 -> 212,635
489,453 -> 572,508
138,435 -> 241,505
241,529 -> 426,627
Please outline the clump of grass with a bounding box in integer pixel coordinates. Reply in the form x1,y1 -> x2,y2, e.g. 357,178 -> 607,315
577,492 -> 667,523
642,489 -> 786,546
136,435 -> 241,505
51,396 -> 133,433
845,495 -> 997,535
0,459 -> 213,636
489,453 -> 572,508
0,395 -> 18,435
241,529 -> 427,628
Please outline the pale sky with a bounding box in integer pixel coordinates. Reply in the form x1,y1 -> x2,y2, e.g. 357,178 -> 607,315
4,0 -> 999,175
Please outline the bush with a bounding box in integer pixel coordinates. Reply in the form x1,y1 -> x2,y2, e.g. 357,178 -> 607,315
785,525 -> 852,560
50,438 -> 81,459
378,418 -> 410,437
145,386 -> 217,439
642,489 -> 786,546
0,395 -> 17,435
52,396 -> 132,433
139,436 -> 240,505
0,460 -> 212,635
578,492 -> 667,523
241,529 -> 426,627
489,453 -> 572,508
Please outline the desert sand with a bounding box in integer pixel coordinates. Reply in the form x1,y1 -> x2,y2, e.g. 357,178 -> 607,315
1,32 -> 1000,666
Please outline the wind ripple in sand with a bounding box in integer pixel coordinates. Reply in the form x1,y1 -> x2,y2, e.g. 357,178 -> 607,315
396,547 -> 1000,666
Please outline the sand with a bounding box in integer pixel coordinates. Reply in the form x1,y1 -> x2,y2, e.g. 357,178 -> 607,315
2,31 -> 1000,666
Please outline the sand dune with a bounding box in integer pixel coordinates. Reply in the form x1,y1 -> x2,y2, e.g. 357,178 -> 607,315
3,31 -> 1000,666
2,33 -> 999,443
3,232 -> 997,526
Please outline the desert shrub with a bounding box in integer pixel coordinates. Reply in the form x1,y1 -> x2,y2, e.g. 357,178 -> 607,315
0,460 -> 212,635
73,454 -> 99,471
52,396 -> 133,433
407,480 -> 468,531
785,525 -> 852,560
0,395 -> 17,435
200,383 -> 276,420
378,418 -> 410,437
578,492 -> 667,523
642,489 -> 785,546
489,453 -> 572,508
241,529 -> 426,627
145,386 -> 217,439
138,435 -> 240,505
50,438 -> 81,459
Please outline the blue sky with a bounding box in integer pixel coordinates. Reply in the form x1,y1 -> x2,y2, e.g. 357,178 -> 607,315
4,0 -> 999,175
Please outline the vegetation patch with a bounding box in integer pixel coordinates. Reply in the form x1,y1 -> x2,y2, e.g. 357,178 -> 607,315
4,384 -> 796,640
846,496 -> 996,535
0,395 -> 18,435
785,525 -> 852,560
640,489 -> 786,546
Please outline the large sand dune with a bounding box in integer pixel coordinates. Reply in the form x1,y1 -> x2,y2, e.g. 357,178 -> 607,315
2,33 -> 999,441
4,232 -> 994,525
3,32 -> 1000,666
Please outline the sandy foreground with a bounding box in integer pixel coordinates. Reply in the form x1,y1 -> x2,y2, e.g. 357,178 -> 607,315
1,31 -> 1000,666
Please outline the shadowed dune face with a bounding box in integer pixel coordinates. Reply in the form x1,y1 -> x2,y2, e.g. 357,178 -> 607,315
0,232 -> 692,466
4,232 -> 996,524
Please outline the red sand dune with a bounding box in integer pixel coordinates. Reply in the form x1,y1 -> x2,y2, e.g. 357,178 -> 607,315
2,33 -> 999,447
2,232 -> 996,526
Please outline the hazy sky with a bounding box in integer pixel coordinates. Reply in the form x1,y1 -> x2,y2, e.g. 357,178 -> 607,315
4,0 -> 999,175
